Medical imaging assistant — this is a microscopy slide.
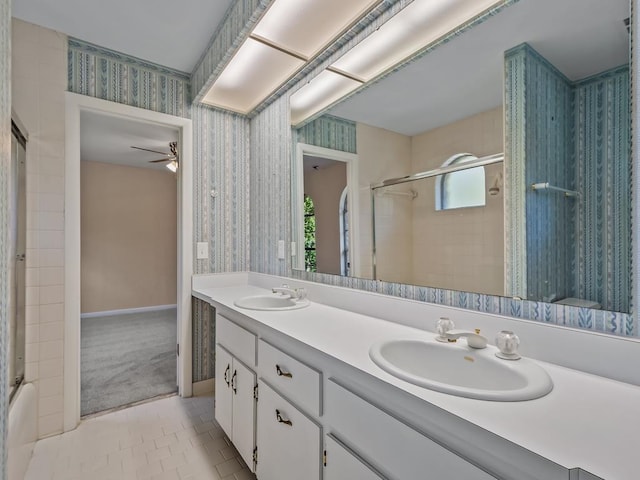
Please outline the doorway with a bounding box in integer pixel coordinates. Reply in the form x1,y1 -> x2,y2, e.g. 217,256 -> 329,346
65,93 -> 193,430
79,111 -> 179,415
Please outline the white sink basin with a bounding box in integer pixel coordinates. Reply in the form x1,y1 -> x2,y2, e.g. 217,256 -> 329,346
369,339 -> 553,401
234,294 -> 309,311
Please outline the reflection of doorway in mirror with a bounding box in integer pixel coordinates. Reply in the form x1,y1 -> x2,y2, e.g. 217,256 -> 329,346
303,157 -> 347,275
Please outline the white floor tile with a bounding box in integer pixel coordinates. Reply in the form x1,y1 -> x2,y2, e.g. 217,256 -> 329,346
25,394 -> 256,480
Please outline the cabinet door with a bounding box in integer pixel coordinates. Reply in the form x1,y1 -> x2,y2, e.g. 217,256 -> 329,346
324,435 -> 384,480
214,344 -> 233,438
232,359 -> 257,473
257,380 -> 321,480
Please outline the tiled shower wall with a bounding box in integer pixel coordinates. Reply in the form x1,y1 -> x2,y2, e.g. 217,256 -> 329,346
12,19 -> 69,439
1,0 -> 10,477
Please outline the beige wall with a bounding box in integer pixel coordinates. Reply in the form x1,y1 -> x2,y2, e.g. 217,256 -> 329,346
356,123 -> 412,281
410,107 -> 504,295
304,161 -> 346,275
81,161 -> 177,313
12,19 -> 68,438
356,107 -> 504,295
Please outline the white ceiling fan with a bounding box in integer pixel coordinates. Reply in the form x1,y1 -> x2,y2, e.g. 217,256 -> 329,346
131,141 -> 179,172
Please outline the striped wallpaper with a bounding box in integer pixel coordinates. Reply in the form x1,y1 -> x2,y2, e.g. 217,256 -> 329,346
1,0 -> 10,477
68,38 -> 191,118
505,44 -> 631,313
191,105 -> 250,381
574,67 -> 631,313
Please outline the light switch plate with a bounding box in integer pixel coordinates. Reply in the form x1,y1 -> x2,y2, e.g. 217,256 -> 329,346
196,242 -> 209,260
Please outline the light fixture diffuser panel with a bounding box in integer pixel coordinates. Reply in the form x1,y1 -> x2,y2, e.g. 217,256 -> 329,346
252,0 -> 381,59
203,38 -> 305,114
290,71 -> 361,125
332,0 -> 503,81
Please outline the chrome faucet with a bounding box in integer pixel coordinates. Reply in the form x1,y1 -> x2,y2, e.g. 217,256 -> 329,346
443,329 -> 488,349
272,285 -> 307,300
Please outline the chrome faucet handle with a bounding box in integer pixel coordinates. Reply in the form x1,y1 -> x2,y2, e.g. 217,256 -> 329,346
435,317 -> 456,342
294,288 -> 307,300
495,331 -> 521,360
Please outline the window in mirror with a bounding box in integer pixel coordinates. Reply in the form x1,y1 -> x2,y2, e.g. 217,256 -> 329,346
436,153 -> 485,210
304,195 -> 317,272
339,188 -> 350,276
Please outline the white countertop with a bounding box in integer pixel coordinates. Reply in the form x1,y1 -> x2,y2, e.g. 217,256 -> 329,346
193,282 -> 640,480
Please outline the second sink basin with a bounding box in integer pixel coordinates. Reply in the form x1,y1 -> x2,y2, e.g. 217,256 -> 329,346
369,339 -> 553,401
234,294 -> 309,311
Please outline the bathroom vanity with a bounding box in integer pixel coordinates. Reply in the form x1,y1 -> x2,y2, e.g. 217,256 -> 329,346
193,273 -> 640,480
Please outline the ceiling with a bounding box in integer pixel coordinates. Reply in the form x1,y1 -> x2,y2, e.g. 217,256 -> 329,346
12,0 -> 233,73
80,111 -> 178,171
328,0 -> 630,136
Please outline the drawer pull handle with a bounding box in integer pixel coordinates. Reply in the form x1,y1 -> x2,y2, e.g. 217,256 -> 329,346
275,409 -> 293,426
224,364 -> 230,387
275,364 -> 293,378
231,370 -> 237,394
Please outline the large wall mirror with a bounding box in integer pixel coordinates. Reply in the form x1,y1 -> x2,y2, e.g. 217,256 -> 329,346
292,0 -> 632,316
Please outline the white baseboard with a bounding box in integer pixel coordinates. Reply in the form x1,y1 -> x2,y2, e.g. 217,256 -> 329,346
192,379 -> 214,397
81,304 -> 177,319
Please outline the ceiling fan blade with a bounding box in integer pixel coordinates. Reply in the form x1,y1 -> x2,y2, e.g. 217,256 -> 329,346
149,158 -> 172,163
131,146 -> 171,156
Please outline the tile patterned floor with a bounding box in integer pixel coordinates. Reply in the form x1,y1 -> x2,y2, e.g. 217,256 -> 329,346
24,394 -> 256,480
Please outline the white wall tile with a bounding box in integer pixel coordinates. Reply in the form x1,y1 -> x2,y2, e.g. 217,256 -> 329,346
39,322 -> 63,342
38,376 -> 63,398
38,413 -> 64,438
39,304 -> 63,324
39,249 -> 63,267
38,340 -> 63,361
38,357 -> 63,380
39,285 -> 63,305
39,267 -> 63,286
25,325 -> 40,345
38,394 -> 64,418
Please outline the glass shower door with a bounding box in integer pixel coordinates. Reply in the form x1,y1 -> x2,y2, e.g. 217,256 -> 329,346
9,121 -> 27,403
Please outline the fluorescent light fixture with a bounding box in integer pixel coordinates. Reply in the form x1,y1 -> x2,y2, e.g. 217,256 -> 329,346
202,38 -> 305,114
252,0 -> 381,59
332,0 -> 503,81
290,71 -> 362,126
202,0 -> 382,114
166,160 -> 178,173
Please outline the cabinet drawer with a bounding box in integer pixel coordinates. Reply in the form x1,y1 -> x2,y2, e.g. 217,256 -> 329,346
325,379 -> 496,480
258,339 -> 321,416
257,380 -> 321,480
325,434 -> 385,480
216,315 -> 256,367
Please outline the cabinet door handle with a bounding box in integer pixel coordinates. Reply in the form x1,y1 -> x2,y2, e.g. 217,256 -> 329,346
275,364 -> 293,378
224,364 -> 230,387
275,409 -> 293,426
231,370 -> 237,394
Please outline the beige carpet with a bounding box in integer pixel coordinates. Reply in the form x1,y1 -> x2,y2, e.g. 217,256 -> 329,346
81,308 -> 177,416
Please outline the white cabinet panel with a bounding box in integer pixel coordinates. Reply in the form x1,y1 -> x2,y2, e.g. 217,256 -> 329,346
258,339 -> 322,415
214,344 -> 233,438
232,360 -> 257,473
217,315 -> 256,367
257,380 -> 321,480
326,379 -> 496,480
325,434 -> 384,480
